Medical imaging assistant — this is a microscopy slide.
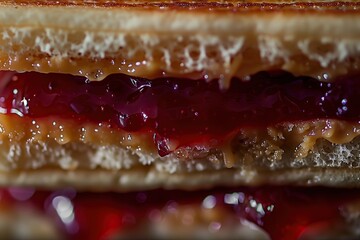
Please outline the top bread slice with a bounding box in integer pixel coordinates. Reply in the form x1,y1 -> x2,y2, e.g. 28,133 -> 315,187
0,1 -> 358,87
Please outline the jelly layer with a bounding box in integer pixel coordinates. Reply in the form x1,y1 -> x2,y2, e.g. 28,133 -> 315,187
1,71 -> 360,156
1,187 -> 360,240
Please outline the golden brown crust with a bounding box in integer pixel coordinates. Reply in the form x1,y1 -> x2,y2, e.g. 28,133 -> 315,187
0,1 -> 359,13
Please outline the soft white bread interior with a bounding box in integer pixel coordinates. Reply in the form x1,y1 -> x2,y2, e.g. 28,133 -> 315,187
0,1 -> 359,87
2,138 -> 360,191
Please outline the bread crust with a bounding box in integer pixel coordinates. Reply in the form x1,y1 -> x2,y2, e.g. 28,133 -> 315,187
1,1 -> 360,10
2,165 -> 360,191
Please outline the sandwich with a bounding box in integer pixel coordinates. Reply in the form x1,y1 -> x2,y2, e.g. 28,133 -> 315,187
0,0 -> 359,239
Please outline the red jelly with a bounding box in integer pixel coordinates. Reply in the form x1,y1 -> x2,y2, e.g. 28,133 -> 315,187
0,71 -> 359,156
1,187 -> 359,240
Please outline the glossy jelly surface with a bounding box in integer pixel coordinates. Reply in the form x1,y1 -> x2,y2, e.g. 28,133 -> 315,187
0,71 -> 359,155
1,187 -> 359,240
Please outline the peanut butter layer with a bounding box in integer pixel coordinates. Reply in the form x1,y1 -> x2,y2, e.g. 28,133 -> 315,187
2,49 -> 360,86
1,114 -> 360,171
0,115 -> 154,152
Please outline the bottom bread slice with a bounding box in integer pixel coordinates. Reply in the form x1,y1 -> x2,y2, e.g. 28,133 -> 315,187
1,137 -> 360,191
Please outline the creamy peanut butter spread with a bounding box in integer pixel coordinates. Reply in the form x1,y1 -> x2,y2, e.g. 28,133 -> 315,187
0,115 -> 154,153
0,114 -> 359,170
229,120 -> 360,168
1,50 -> 359,85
